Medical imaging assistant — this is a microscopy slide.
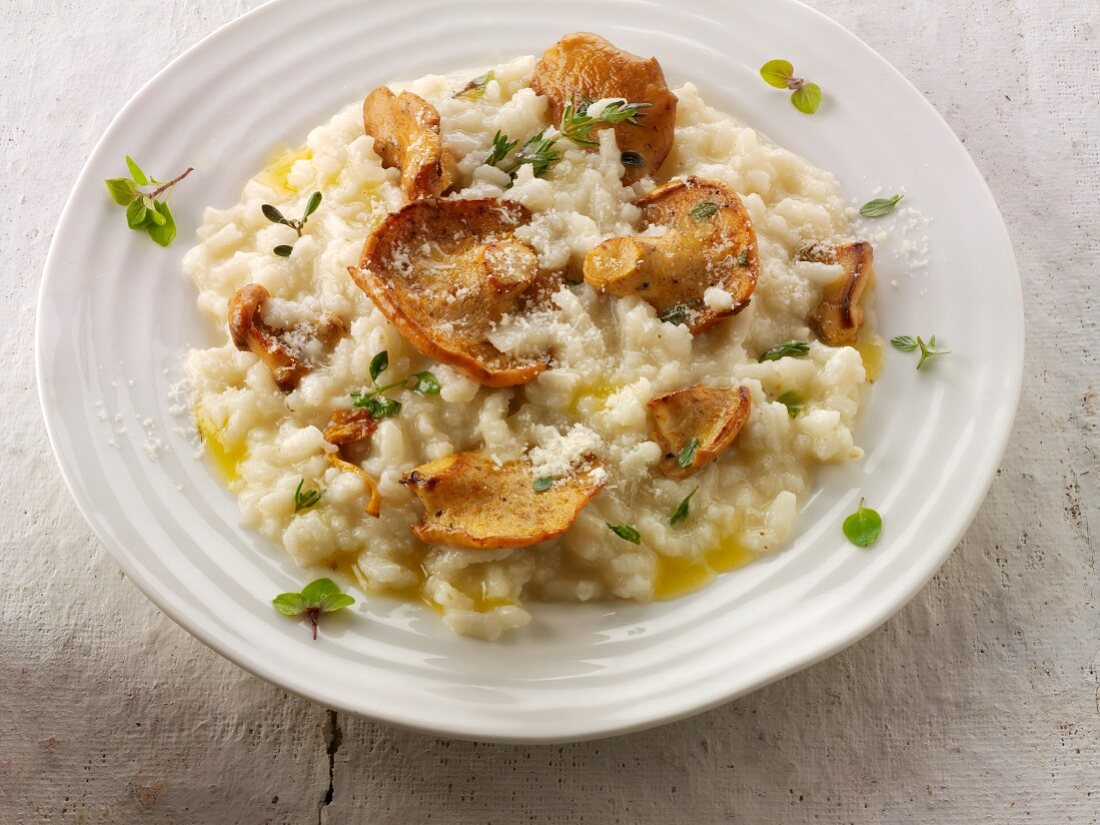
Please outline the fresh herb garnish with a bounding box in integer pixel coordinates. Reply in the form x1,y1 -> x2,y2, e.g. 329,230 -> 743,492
689,200 -> 720,220
891,335 -> 950,369
104,156 -> 193,247
272,577 -> 355,640
262,190 -> 321,257
293,478 -> 323,512
759,59 -> 822,114
559,98 -> 650,147
669,487 -> 699,526
512,130 -> 562,178
659,303 -> 692,326
351,350 -> 440,419
533,476 -> 554,493
607,523 -> 642,544
859,194 -> 904,218
737,248 -> 751,266
484,98 -> 649,180
843,498 -> 882,548
620,150 -> 645,167
759,340 -> 810,362
776,390 -> 804,418
455,70 -> 495,100
485,130 -> 520,167
678,438 -> 700,469
368,350 -> 389,382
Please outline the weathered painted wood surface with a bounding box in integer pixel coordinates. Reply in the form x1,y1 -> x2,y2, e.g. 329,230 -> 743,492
1,0 -> 1096,821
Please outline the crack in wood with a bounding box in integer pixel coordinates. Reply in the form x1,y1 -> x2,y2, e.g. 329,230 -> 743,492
319,709 -> 342,823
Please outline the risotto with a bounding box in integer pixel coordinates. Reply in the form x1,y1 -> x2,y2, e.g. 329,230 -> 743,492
184,40 -> 872,640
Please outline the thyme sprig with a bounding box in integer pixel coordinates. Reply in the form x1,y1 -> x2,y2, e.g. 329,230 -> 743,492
350,350 -> 440,419
262,191 -> 321,257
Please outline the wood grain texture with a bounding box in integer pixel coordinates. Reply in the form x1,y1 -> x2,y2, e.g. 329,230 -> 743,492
1,0 -> 1097,822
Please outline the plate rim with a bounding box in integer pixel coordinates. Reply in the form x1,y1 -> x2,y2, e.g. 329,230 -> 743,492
35,0 -> 1024,743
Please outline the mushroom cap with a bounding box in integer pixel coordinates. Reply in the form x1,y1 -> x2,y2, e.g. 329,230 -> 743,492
801,241 -> 874,346
363,87 -> 454,201
583,177 -> 759,333
531,32 -> 678,184
228,283 -> 344,393
647,385 -> 752,479
401,452 -> 605,549
349,197 -> 560,387
324,408 -> 379,450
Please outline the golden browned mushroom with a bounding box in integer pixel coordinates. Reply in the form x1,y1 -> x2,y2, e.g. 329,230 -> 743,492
348,198 -> 560,387
531,32 -> 677,184
583,177 -> 759,333
362,86 -> 454,200
401,452 -> 605,549
228,284 -> 344,393
326,452 -> 381,518
800,241 -> 874,346
324,408 -> 379,452
647,385 -> 752,479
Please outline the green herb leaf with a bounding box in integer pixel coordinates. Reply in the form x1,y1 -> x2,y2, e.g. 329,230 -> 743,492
105,158 -> 192,247
915,335 -> 950,370
272,577 -> 355,639
620,150 -> 645,167
303,190 -> 323,218
607,523 -> 642,544
760,59 -> 795,89
859,194 -> 903,218
273,244 -> 294,257
262,203 -> 288,225
737,248 -> 751,266
319,593 -> 355,613
353,394 -> 402,419
759,340 -> 810,362
843,498 -> 882,548
105,177 -> 137,205
146,201 -> 177,247
271,592 -> 307,616
513,130 -> 561,178
369,350 -> 389,382
790,82 -> 822,114
485,130 -> 520,167
776,390 -> 804,418
678,437 -> 700,469
533,476 -> 554,493
669,487 -> 699,526
301,577 -> 341,603
293,478 -> 323,512
890,335 -> 919,352
659,303 -> 692,326
891,334 -> 950,369
125,155 -> 148,185
455,70 -> 495,100
407,371 -> 441,395
689,200 -> 720,220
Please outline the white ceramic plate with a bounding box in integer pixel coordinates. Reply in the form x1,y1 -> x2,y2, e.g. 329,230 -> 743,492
36,0 -> 1022,743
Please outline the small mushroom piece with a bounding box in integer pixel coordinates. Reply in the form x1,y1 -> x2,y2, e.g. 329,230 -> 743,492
583,177 -> 759,333
349,198 -> 559,387
228,284 -> 344,393
531,32 -> 677,184
362,86 -> 454,200
324,408 -> 379,450
326,452 -> 381,518
800,241 -> 874,346
400,453 -> 605,549
647,385 -> 752,479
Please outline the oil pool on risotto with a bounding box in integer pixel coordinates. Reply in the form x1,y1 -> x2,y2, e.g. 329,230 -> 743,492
183,33 -> 877,640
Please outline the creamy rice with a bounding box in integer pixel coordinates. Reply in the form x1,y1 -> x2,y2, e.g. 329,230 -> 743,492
183,56 -> 869,640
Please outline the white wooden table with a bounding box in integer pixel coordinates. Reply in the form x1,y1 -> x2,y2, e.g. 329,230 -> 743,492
3,1 -> 1097,821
